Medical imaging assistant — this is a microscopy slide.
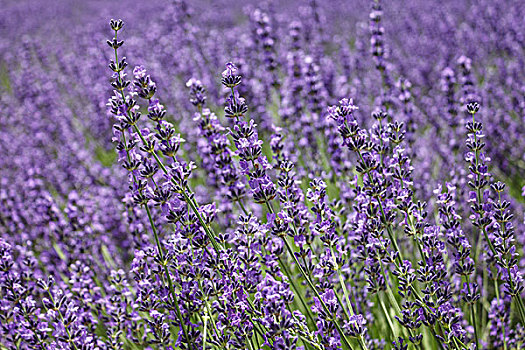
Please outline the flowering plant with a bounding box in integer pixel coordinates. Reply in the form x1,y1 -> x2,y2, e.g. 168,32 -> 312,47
1,1 -> 524,349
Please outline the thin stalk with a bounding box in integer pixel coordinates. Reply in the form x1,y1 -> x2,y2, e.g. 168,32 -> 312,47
377,293 -> 397,339
181,190 -> 222,252
45,290 -> 79,350
464,275 -> 480,350
266,198 -> 354,348
278,256 -> 317,326
246,297 -> 273,348
204,299 -> 220,342
494,278 -> 508,350
202,314 -> 208,350
282,238 -> 354,350
330,248 -> 356,316
144,205 -> 192,350
330,247 -> 369,350
246,336 -> 255,350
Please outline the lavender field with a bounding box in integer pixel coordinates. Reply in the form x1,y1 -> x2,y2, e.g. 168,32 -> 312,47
1,0 -> 525,349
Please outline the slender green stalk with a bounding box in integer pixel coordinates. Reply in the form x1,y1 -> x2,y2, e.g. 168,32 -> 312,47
377,293 -> 397,339
464,275 -> 480,350
246,297 -> 274,348
494,278 -> 508,350
204,299 -> 220,341
202,314 -> 208,350
330,247 -> 369,350
278,256 -> 317,326
181,190 -> 222,252
144,205 -> 192,349
330,248 -> 355,317
282,238 -> 354,350
263,195 -> 354,348
247,336 -> 255,350
45,290 -> 79,350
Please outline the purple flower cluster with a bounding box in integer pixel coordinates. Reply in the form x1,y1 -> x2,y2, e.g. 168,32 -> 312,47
1,0 -> 525,349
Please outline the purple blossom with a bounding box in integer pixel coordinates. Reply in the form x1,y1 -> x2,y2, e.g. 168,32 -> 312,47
0,2 -> 524,350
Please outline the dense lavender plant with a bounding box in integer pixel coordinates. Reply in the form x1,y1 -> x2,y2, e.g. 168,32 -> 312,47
1,1 -> 525,349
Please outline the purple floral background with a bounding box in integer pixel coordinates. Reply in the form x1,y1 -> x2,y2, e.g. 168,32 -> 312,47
0,0 -> 524,349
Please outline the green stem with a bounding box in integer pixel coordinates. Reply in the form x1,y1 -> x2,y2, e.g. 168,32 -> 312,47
246,297 -> 273,348
378,293 -> 397,339
181,190 -> 222,252
45,290 -> 79,350
202,314 -> 208,350
494,279 -> 508,350
278,256 -> 317,327
144,205 -> 192,349
282,238 -> 354,350
464,276 -> 479,350
330,247 -> 369,350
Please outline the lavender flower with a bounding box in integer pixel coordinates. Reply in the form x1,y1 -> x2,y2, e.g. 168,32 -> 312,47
1,2 -> 525,350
